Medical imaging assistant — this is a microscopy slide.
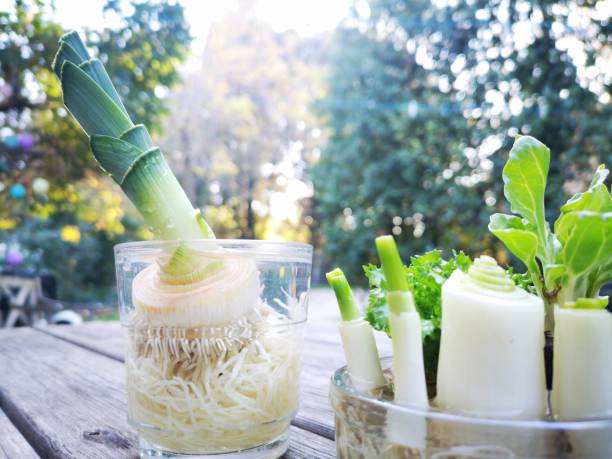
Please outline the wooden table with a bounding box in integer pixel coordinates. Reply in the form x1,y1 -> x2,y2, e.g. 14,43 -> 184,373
0,321 -> 390,458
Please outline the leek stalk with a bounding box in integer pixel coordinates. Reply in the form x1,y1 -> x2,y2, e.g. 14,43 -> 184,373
53,31 -> 213,241
53,32 -> 260,327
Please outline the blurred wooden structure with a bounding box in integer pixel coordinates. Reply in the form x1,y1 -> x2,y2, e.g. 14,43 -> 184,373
0,275 -> 42,328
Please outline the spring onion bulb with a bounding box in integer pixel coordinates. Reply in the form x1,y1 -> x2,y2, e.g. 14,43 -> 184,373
552,305 -> 612,419
326,268 -> 386,391
375,236 -> 428,408
436,256 -> 546,419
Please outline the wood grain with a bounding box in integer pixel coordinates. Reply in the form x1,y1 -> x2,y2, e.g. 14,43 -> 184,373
0,409 -> 39,459
0,325 -> 337,458
0,327 -> 139,459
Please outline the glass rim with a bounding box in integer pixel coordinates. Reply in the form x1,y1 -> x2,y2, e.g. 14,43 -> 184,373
114,238 -> 313,262
331,357 -> 612,430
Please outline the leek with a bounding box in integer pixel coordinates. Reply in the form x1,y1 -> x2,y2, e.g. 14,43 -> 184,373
53,31 -> 213,241
53,32 -> 302,454
326,268 -> 386,391
375,235 -> 428,408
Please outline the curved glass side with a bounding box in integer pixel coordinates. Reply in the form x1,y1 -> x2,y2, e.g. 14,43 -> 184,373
115,239 -> 312,457
330,357 -> 612,458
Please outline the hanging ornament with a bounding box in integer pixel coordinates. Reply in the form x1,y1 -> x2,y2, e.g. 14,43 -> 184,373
0,83 -> 13,98
5,249 -> 24,267
3,134 -> 20,149
19,133 -> 35,150
9,183 -> 26,199
32,177 -> 49,195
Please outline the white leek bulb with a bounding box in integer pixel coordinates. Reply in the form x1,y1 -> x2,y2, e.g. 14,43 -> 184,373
552,306 -> 612,419
132,246 -> 260,327
436,256 -> 546,419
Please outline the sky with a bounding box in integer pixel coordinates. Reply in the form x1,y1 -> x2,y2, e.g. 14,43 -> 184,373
33,0 -> 351,57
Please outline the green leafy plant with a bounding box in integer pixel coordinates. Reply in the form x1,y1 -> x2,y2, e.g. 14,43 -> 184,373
364,249 -> 471,387
489,136 -> 611,331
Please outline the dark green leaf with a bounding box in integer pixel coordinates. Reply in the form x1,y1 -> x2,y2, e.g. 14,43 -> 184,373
120,124 -> 153,151
60,30 -> 90,61
52,42 -> 84,77
79,59 -> 129,116
61,61 -> 133,137
90,135 -> 144,184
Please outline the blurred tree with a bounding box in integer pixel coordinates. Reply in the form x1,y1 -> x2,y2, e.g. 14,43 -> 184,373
0,0 -> 191,299
1,0 -> 191,194
161,10 -> 326,239
311,0 -> 611,282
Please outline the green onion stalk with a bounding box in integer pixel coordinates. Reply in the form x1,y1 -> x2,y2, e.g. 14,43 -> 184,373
375,235 -> 428,408
326,268 -> 386,391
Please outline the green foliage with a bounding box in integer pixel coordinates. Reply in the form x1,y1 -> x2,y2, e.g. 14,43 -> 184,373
0,0 -> 191,301
506,266 -> 536,296
311,0 -> 612,282
489,136 -> 611,329
94,1 -> 191,134
363,249 -> 471,384
160,11 -> 325,239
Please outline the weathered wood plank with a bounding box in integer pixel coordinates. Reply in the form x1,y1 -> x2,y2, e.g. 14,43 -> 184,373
0,327 -> 334,458
0,327 -> 138,459
37,321 -> 392,442
283,426 -> 335,459
0,409 -> 39,459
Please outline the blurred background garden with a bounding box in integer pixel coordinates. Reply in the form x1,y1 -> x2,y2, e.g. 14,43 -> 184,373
0,0 -> 610,319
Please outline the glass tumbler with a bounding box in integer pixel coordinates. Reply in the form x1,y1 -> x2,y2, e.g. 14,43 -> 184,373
114,240 -> 312,458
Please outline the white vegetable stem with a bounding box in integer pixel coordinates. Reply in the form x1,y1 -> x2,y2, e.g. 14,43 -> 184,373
375,236 -> 428,409
326,268 -> 386,391
338,320 -> 386,391
436,256 -> 546,419
388,292 -> 428,408
552,307 -> 612,419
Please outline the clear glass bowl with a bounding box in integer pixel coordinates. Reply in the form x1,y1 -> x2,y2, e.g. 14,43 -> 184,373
114,239 -> 312,458
330,357 -> 612,458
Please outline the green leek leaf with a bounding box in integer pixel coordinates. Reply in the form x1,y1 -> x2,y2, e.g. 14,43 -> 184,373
60,31 -> 90,61
122,148 -> 209,240
90,135 -> 143,184
79,59 -> 128,116
61,61 -> 133,137
120,124 -> 153,151
52,42 -> 85,77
